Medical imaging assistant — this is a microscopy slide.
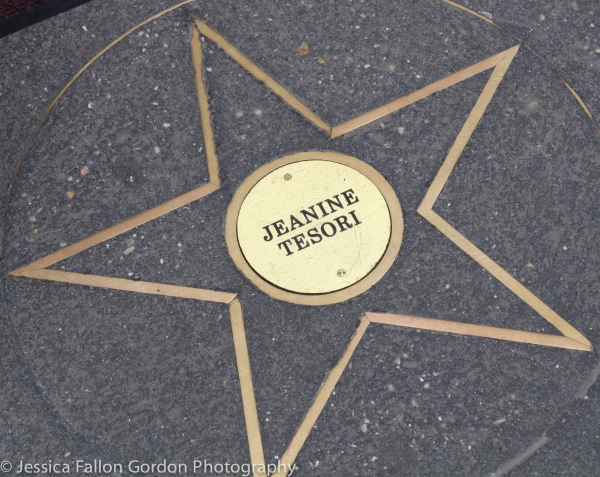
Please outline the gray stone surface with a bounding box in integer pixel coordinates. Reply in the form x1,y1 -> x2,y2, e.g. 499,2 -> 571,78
1,1 -> 599,476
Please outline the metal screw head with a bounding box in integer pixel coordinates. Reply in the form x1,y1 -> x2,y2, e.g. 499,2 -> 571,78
337,269 -> 347,277
284,173 -> 292,181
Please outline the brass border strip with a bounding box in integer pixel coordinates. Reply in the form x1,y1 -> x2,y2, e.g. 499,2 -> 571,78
192,18 -> 332,135
418,45 -> 519,211
9,182 -> 218,274
415,44 -> 592,349
419,210 -> 592,347
273,316 -> 370,477
190,24 -> 221,186
366,312 -> 592,351
12,269 -> 237,303
330,46 -> 518,139
229,299 -> 267,477
224,151 -> 403,306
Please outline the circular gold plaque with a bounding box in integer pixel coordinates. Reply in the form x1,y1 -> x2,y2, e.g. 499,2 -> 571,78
225,151 -> 403,305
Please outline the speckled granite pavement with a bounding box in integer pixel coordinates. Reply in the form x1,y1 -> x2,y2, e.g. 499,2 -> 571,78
1,1 -> 599,476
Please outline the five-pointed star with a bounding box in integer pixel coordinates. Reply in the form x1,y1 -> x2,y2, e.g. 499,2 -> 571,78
6,4 -> 593,476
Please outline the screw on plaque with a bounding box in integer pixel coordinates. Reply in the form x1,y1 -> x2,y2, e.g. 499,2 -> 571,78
337,269 -> 347,277
284,173 -> 292,181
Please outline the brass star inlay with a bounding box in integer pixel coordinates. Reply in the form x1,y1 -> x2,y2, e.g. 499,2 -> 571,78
6,3 -> 594,476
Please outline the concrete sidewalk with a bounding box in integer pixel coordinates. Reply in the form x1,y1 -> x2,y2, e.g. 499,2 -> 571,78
1,1 -> 599,475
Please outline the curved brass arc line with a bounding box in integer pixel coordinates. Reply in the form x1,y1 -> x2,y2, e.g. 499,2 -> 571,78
441,0 -> 498,26
0,0 -> 197,261
9,0 -> 196,185
442,0 -> 600,136
561,80 -> 600,135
